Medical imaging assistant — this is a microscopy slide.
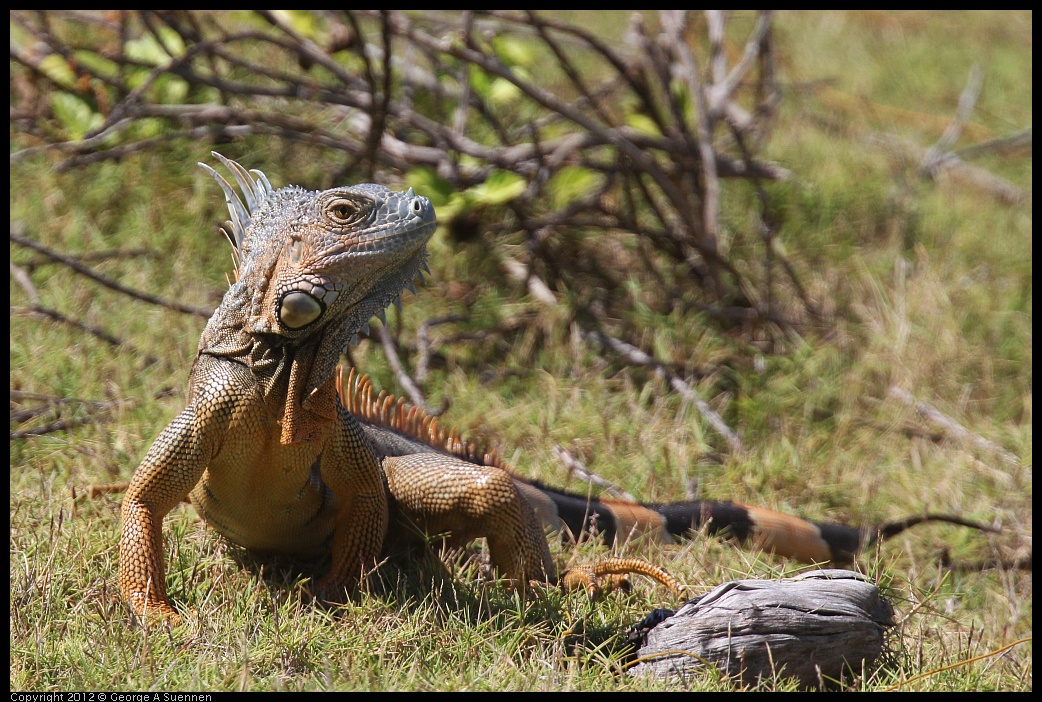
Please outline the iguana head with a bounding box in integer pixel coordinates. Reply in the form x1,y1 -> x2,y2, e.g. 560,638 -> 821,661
200,152 -> 437,342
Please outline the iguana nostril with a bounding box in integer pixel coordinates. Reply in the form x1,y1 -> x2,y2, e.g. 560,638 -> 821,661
279,290 -> 323,329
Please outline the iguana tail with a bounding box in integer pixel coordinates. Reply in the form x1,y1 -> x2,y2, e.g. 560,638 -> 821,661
520,481 -> 997,564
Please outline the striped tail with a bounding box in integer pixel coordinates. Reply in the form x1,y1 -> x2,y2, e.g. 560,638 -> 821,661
520,481 -> 997,564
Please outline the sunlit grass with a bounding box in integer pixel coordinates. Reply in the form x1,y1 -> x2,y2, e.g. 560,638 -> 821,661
11,10 -> 1029,692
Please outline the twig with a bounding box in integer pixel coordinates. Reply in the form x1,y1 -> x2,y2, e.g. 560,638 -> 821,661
953,127 -> 1031,161
887,386 -> 1019,467
526,10 -> 617,129
10,231 -> 212,319
375,324 -> 445,416
10,262 -> 40,304
868,132 -> 1026,205
499,257 -> 558,307
49,126 -> 258,171
12,10 -> 801,354
552,445 -> 636,502
920,65 -> 984,177
18,247 -> 154,274
704,11 -> 774,125
415,314 -> 466,383
404,20 -> 696,229
730,124 -> 823,321
11,305 -> 161,367
492,249 -> 743,453
9,118 -> 137,164
586,330 -> 744,455
937,548 -> 1032,573
659,11 -> 723,293
9,392 -> 134,440
10,417 -> 95,439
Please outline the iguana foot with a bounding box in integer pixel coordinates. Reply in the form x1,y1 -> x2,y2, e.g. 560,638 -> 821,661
127,592 -> 183,626
561,558 -> 684,599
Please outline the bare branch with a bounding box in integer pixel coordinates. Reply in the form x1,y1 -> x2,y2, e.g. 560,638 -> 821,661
10,10 -> 805,379
415,314 -> 466,383
921,65 -> 984,177
11,230 -> 213,318
953,127 -> 1031,161
888,386 -> 1019,468
12,305 -> 161,366
870,132 -> 1027,205
660,11 -> 722,292
376,323 -> 446,416
10,263 -> 40,304
552,445 -> 637,502
586,330 -> 744,455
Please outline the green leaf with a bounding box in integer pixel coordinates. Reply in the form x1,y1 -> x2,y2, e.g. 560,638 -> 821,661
624,112 -> 662,137
468,65 -> 495,99
493,35 -> 535,67
669,78 -> 693,124
130,117 -> 167,140
125,27 -> 185,67
465,170 -> 527,206
155,74 -> 189,103
548,166 -> 602,210
50,93 -> 102,140
488,77 -> 522,104
268,10 -> 323,40
38,54 -> 77,91
73,50 -> 120,81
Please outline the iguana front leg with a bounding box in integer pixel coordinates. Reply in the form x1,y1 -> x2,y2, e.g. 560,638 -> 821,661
119,407 -> 209,624
310,406 -> 389,601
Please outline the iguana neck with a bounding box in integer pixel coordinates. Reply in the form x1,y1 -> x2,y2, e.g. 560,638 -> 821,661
195,280 -> 338,444
195,247 -> 428,446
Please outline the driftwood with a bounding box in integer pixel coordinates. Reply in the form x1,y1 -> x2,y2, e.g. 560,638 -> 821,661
628,569 -> 894,688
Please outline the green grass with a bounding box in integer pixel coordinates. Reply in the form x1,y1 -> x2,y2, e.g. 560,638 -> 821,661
10,10 -> 1030,691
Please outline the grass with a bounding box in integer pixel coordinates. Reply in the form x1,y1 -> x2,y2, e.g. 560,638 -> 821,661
10,10 -> 1031,692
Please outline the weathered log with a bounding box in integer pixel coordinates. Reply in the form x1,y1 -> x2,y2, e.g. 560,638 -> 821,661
628,569 -> 894,688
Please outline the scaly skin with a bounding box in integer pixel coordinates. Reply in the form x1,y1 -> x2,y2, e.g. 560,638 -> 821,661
120,156 -> 995,623
119,155 -> 678,623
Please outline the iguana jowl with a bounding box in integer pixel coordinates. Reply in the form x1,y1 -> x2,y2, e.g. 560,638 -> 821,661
120,154 -> 679,623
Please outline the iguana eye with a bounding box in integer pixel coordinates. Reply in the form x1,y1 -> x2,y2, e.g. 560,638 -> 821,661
325,198 -> 364,225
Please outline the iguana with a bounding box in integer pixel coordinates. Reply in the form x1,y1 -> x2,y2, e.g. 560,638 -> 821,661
119,154 -> 681,624
117,154 -> 990,623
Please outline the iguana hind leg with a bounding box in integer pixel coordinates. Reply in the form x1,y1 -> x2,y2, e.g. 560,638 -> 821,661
382,452 -> 556,586
381,452 -> 683,599
562,558 -> 684,599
